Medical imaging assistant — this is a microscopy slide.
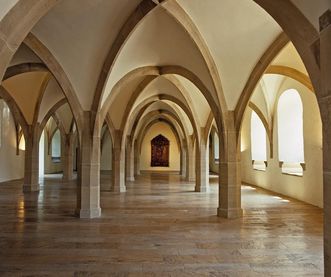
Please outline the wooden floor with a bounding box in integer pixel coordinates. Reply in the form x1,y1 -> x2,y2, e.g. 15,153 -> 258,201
0,173 -> 323,276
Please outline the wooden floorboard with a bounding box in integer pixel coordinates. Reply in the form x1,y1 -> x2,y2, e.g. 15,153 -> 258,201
0,173 -> 323,276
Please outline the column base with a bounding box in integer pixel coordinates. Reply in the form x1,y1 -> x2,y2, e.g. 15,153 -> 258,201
62,176 -> 74,182
23,183 -> 40,192
217,207 -> 243,219
195,185 -> 209,192
79,207 -> 101,218
187,177 -> 196,182
111,185 -> 127,192
126,176 -> 135,182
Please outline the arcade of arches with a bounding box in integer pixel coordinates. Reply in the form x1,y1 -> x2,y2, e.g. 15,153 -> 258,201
0,0 -> 331,275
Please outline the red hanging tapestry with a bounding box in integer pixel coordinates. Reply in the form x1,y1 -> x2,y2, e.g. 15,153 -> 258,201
151,134 -> 169,167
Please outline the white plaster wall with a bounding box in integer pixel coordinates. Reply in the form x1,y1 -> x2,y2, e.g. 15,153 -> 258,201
241,79 -> 323,208
140,122 -> 180,172
0,100 -> 24,182
100,131 -> 112,171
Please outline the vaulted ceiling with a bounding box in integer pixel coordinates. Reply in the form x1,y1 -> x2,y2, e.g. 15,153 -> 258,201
1,0 -> 329,142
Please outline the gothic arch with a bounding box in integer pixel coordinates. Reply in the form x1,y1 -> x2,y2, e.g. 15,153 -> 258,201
235,33 -> 289,133
252,0 -> 320,92
91,0 -> 160,119
39,98 -> 67,140
0,0 -> 58,82
132,110 -> 187,144
0,85 -> 28,138
137,117 -> 183,157
124,96 -> 197,142
265,65 -> 314,91
23,33 -> 83,132
3,63 -> 48,81
100,65 -> 222,137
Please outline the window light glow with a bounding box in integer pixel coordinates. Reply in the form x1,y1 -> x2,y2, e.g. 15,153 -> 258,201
19,135 -> 26,151
277,89 -> 304,163
214,132 -> 219,161
51,129 -> 61,159
251,111 -> 267,171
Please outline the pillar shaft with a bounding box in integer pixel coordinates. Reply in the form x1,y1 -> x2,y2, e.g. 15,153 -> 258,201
319,12 -> 331,275
217,112 -> 242,218
134,139 -> 140,177
77,112 -> 101,218
23,124 -> 40,192
112,130 -> 126,192
62,133 -> 74,181
195,128 -> 209,192
181,146 -> 187,178
76,145 -> 81,213
186,135 -> 195,182
126,135 -> 135,182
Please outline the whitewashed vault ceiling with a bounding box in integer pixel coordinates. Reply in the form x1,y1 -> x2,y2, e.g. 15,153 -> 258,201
1,0 -> 329,136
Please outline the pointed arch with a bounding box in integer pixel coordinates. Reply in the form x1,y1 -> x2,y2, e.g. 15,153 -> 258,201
23,33 -> 83,132
265,65 -> 314,91
3,63 -> 48,81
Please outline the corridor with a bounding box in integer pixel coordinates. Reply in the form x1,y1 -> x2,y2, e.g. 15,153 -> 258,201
0,174 -> 323,276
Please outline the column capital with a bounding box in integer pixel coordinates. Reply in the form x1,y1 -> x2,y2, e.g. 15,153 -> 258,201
320,9 -> 331,32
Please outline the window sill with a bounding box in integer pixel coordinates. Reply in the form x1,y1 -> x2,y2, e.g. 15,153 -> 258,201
252,160 -> 267,171
282,171 -> 303,177
51,157 -> 61,163
279,161 -> 305,177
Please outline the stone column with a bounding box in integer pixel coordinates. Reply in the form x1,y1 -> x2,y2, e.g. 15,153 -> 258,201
181,144 -> 187,178
134,138 -> 140,177
76,144 -> 81,214
23,124 -> 40,192
112,130 -> 126,192
209,137 -> 215,172
319,10 -> 331,275
217,112 -> 243,218
180,147 -> 183,176
62,133 -> 74,181
186,135 -> 195,182
195,128 -> 209,192
77,112 -> 101,218
126,135 -> 135,182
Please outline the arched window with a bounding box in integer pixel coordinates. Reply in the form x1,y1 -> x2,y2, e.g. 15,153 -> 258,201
277,89 -> 304,176
51,129 -> 61,162
251,111 -> 267,171
213,132 -> 219,162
